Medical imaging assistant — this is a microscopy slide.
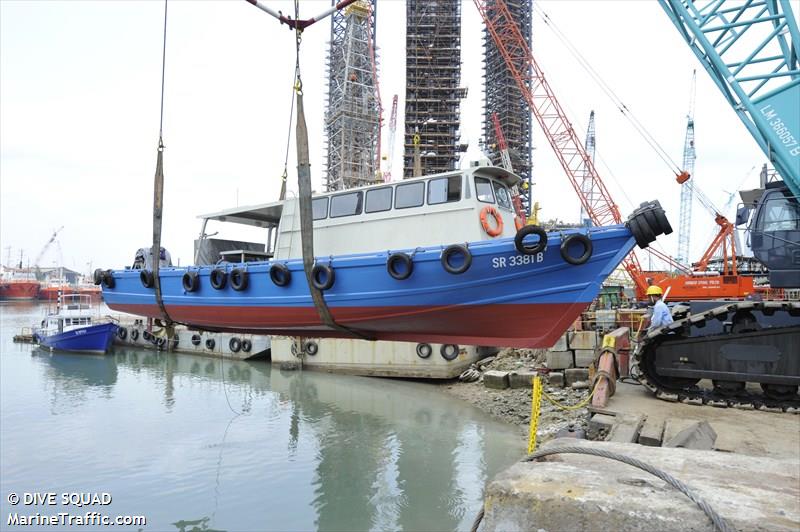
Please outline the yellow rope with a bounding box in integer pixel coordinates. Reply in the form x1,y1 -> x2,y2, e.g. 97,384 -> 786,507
527,375 -> 600,453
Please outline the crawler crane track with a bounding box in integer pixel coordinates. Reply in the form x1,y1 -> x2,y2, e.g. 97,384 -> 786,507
632,301 -> 800,413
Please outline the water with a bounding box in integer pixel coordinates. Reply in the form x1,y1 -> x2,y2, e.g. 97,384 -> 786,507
0,303 -> 524,531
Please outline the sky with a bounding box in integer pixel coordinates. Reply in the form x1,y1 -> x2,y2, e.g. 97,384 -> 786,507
0,0 -> 774,273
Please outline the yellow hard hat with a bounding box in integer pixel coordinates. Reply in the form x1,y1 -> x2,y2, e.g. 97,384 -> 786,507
646,285 -> 663,296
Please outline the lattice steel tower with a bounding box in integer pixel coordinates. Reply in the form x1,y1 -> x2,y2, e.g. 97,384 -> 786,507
404,0 -> 467,177
676,71 -> 697,267
580,110 -> 597,226
324,0 -> 381,192
483,0 -> 533,213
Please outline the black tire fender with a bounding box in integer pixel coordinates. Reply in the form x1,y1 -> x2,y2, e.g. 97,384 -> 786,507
117,327 -> 127,340
270,263 -> 292,287
210,269 -> 227,290
387,253 -> 413,280
229,337 -> 241,353
441,344 -> 459,361
441,244 -> 472,274
182,271 -> 200,292
230,268 -> 249,291
304,340 -> 319,356
130,329 -> 139,341
311,264 -> 335,291
102,270 -> 115,289
514,225 -> 548,255
93,268 -> 104,285
191,334 -> 201,346
241,339 -> 252,353
205,338 -> 216,350
416,343 -> 432,359
140,270 -> 155,289
560,234 -> 593,266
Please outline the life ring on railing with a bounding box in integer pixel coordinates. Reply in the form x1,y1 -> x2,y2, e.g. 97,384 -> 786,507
441,244 -> 472,275
514,225 -> 548,255
311,264 -> 335,291
386,253 -> 413,280
514,216 -> 524,232
210,268 -> 227,290
230,269 -> 248,291
479,206 -> 504,237
560,233 -> 593,265
270,263 -> 291,287
229,337 -> 241,353
182,271 -> 200,292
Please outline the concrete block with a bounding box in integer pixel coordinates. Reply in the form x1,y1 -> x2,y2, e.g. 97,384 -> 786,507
508,371 -> 537,389
564,368 -> 589,387
546,350 -> 573,370
549,334 -> 568,351
568,330 -> 598,350
664,420 -> 717,451
481,438 -> 800,532
607,414 -> 645,443
573,348 -> 596,368
663,418 -> 699,444
483,370 -> 509,390
587,413 -> 615,440
638,417 -> 665,447
547,372 -> 564,387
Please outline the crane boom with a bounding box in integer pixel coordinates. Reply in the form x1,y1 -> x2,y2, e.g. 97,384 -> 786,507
659,0 -> 800,197
491,112 -> 513,172
676,71 -> 697,267
384,94 -> 398,181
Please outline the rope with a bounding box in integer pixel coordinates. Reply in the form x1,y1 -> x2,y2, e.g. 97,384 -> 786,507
152,0 -> 172,330
471,446 -> 734,532
528,375 -> 597,454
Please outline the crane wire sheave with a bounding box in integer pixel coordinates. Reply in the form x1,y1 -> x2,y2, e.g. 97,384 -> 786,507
659,0 -> 800,197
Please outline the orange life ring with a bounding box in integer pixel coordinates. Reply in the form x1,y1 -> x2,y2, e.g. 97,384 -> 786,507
480,206 -> 504,237
514,216 -> 524,232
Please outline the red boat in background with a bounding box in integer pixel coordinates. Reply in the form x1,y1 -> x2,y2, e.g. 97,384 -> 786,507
38,279 -> 76,301
0,270 -> 40,300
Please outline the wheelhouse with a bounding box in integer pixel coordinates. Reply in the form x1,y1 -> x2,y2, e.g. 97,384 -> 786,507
195,166 -> 524,264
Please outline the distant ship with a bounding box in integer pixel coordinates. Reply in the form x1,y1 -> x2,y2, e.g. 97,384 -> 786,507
98,167 -> 670,348
0,269 -> 40,301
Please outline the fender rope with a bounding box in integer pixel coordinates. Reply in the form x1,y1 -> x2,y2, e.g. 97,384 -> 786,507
471,446 -> 734,532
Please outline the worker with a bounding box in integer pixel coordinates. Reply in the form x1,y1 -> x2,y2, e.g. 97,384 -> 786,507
646,285 -> 673,330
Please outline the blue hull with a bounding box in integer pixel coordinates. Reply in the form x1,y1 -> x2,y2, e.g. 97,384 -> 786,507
102,226 -> 637,347
36,322 -> 118,354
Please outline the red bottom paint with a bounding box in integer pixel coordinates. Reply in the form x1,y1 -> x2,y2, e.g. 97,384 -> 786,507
110,302 -> 590,348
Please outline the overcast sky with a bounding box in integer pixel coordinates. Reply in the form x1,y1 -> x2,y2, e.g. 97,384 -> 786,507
1,0 -> 774,272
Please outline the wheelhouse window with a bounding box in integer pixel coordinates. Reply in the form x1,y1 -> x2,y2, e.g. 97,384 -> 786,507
475,177 -> 495,203
428,175 -> 462,205
330,191 -> 363,218
365,187 -> 393,213
395,182 -> 425,209
493,181 -> 512,210
312,197 -> 329,220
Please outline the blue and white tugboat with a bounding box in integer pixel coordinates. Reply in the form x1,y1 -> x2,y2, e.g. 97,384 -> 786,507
34,294 -> 118,354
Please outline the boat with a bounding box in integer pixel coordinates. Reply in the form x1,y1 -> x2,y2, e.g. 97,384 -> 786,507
0,269 -> 40,300
98,166 -> 670,348
38,278 -> 76,301
33,294 -> 118,354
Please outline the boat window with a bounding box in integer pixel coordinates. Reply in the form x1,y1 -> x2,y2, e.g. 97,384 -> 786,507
330,191 -> 363,218
395,182 -> 425,209
312,197 -> 329,220
475,177 -> 495,203
428,176 -> 462,205
493,181 -> 512,210
365,187 -> 393,213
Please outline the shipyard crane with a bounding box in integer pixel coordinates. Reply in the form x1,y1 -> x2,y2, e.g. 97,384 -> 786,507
33,226 -> 64,279
473,0 -> 686,299
383,94 -> 398,181
675,71 -> 697,267
490,112 -> 513,173
580,110 -> 596,227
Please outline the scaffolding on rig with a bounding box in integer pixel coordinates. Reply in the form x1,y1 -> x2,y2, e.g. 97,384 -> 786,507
404,0 -> 467,178
324,0 -> 381,192
483,0 -> 533,214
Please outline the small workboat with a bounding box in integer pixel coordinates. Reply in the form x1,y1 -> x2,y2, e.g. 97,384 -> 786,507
98,167 -> 671,348
34,294 -> 117,354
